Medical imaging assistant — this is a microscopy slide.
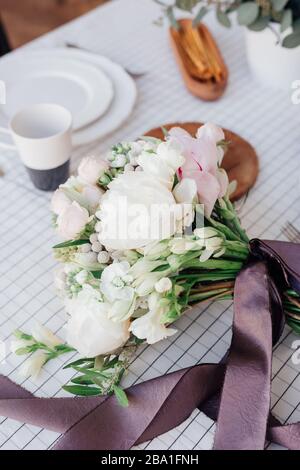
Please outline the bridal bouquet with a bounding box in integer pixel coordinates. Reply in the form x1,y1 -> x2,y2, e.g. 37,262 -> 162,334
12,123 -> 300,406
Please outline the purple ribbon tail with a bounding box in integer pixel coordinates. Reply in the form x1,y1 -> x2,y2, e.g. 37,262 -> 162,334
1,239 -> 300,450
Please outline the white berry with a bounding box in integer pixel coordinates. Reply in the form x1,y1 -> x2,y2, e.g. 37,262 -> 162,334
97,251 -> 110,264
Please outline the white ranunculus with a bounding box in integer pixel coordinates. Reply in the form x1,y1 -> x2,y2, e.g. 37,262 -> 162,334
51,189 -> 71,216
57,202 -> 90,240
98,172 -> 179,250
78,156 -> 109,185
19,352 -> 46,379
65,285 -> 130,357
129,292 -> 177,344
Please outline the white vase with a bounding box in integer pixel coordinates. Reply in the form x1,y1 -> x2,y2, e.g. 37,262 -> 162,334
245,23 -> 300,91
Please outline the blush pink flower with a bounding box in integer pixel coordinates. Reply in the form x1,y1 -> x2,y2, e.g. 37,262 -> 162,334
169,123 -> 228,217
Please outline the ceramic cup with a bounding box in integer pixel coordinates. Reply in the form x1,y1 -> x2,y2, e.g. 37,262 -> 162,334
0,103 -> 72,191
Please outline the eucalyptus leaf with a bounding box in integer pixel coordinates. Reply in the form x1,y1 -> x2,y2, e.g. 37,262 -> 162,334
113,385 -> 129,407
62,385 -> 101,396
175,0 -> 198,11
53,239 -> 89,249
237,2 -> 259,26
192,6 -> 208,27
282,32 -> 300,47
248,15 -> 270,32
216,6 -> 231,28
271,0 -> 289,12
281,9 -> 292,33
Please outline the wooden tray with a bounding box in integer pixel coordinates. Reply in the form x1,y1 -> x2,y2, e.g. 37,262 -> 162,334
144,122 -> 259,202
170,19 -> 228,101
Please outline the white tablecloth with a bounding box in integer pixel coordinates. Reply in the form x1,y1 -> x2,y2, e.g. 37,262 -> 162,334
0,0 -> 300,450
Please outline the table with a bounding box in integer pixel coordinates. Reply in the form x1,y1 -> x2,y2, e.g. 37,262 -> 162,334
0,0 -> 300,451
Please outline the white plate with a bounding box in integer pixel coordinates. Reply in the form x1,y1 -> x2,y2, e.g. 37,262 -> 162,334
0,55 -> 114,131
29,48 -> 137,147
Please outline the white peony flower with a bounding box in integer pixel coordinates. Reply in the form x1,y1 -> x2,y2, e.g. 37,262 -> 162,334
31,323 -> 62,348
19,352 -> 46,379
51,189 -> 71,216
98,172 -> 179,250
78,156 -> 109,185
129,292 -> 177,344
57,202 -> 90,240
65,285 -> 130,357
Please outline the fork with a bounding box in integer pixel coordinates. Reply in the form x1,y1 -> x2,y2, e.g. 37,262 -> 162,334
282,221 -> 300,243
65,42 -> 147,79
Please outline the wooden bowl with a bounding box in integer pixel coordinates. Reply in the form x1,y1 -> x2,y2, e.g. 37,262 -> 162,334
169,19 -> 228,101
144,122 -> 259,202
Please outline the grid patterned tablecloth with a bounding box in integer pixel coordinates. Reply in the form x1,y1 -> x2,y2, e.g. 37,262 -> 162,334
0,0 -> 300,451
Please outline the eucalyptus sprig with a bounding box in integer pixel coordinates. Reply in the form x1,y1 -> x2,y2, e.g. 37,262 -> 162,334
154,0 -> 300,48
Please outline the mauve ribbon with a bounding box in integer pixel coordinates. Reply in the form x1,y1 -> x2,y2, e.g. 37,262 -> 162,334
1,239 -> 300,450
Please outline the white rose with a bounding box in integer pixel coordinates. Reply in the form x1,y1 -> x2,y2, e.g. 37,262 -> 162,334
98,172 -> 178,250
129,292 -> 177,344
51,189 -> 71,216
78,156 -> 109,185
65,285 -> 130,357
57,201 -> 90,240
81,185 -> 103,211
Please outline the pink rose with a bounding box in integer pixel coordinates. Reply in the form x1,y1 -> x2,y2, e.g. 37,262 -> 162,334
78,156 -> 109,185
57,201 -> 90,240
169,123 -> 228,217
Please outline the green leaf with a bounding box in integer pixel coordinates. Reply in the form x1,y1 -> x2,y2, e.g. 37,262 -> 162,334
282,32 -> 300,48
248,15 -> 270,31
113,385 -> 129,407
63,385 -> 101,396
271,0 -> 289,12
175,0 -> 198,12
281,9 -> 292,33
71,376 -> 94,386
91,270 -> 103,279
237,2 -> 259,26
192,6 -> 208,27
53,239 -> 89,249
216,6 -> 231,28
63,357 -> 94,369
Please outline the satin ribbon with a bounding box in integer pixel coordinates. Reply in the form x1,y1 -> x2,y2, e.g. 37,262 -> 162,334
1,239 -> 300,450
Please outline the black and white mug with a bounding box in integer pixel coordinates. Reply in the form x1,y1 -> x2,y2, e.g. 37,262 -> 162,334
0,103 -> 72,191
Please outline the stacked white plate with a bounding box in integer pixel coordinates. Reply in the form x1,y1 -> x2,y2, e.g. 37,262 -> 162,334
0,48 -> 137,147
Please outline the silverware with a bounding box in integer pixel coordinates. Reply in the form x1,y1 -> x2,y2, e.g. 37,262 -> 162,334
65,42 -> 147,79
282,221 -> 300,243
